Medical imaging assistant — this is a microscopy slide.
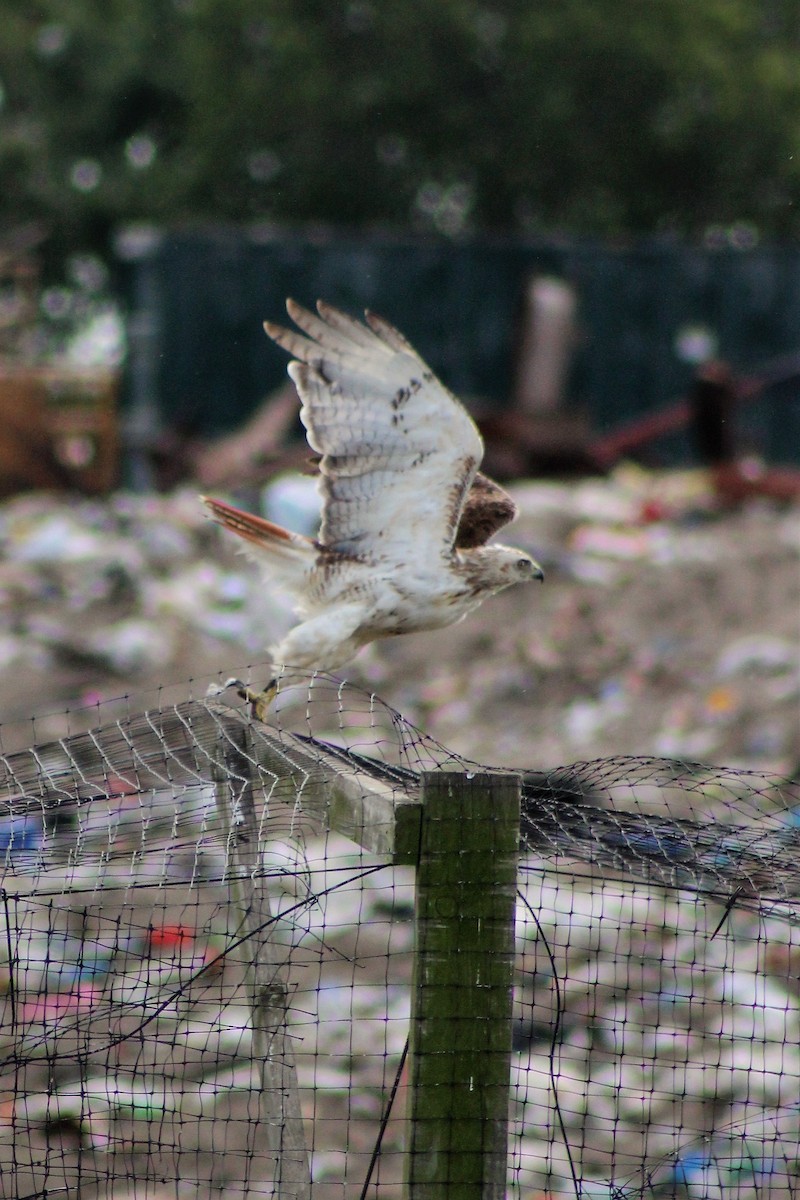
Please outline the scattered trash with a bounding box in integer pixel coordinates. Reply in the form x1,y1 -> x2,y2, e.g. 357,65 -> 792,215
261,473 -> 321,537
717,634 -> 800,679
0,472 -> 794,773
0,813 -> 44,868
0,472 -> 795,1193
17,985 -> 103,1024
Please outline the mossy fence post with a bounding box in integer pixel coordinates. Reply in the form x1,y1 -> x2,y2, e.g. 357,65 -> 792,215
220,725 -> 522,1197
404,770 -> 521,1199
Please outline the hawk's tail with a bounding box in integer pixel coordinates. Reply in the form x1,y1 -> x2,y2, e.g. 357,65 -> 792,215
201,496 -> 316,587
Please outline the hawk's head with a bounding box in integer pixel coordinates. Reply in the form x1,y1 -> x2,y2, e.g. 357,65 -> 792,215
459,544 -> 544,595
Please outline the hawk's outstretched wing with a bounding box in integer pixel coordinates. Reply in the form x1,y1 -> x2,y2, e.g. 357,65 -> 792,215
264,300 -> 485,565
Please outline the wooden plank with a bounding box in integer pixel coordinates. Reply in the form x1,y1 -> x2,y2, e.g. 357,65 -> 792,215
233,712 -> 422,862
405,770 -> 520,1199
212,721 -> 311,1199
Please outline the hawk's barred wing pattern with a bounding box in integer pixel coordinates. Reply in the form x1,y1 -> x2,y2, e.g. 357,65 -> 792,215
265,300 -> 485,565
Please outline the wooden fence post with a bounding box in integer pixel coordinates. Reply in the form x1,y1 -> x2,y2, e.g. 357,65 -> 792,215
213,723 -> 311,1200
405,770 -> 521,1199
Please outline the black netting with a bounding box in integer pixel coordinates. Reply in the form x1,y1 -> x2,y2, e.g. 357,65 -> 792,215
0,669 -> 798,1198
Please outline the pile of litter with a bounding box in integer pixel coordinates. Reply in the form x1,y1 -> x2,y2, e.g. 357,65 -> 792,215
0,817 -> 415,1197
0,468 -> 797,772
0,466 -> 797,1198
513,871 -> 800,1198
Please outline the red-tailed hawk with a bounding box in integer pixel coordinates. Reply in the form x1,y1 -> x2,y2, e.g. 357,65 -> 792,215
202,299 -> 543,677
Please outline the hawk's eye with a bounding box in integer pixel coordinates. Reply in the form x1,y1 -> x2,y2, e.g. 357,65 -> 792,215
516,558 -> 544,581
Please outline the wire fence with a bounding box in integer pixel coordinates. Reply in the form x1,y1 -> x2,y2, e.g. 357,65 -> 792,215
0,669 -> 798,1199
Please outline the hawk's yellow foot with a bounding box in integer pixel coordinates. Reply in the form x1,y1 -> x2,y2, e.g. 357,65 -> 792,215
207,676 -> 278,722
235,679 -> 278,722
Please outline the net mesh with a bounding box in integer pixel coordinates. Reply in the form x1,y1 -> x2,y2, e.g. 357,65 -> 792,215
0,667 -> 798,1198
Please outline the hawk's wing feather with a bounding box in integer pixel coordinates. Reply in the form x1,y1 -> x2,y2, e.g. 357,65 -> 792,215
315,299 -> 381,351
455,473 -> 518,549
266,300 -> 484,564
364,308 -> 420,355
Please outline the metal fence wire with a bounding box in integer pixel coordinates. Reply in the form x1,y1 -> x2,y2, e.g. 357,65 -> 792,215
0,668 -> 798,1199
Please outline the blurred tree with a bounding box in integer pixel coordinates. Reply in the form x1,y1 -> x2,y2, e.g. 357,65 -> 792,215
1,0 -> 799,266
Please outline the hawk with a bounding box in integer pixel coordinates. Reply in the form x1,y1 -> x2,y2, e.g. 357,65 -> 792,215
202,299 -> 543,685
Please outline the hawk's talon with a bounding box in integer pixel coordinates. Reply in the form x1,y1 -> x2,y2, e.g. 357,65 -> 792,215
206,676 -> 277,721
236,679 -> 278,722
206,677 -> 247,698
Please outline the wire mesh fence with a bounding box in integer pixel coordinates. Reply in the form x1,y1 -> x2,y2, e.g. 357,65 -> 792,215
0,668 -> 798,1199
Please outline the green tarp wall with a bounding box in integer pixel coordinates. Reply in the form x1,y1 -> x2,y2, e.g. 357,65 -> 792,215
122,230 -> 800,465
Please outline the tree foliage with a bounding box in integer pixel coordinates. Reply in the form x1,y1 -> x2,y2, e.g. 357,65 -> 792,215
2,0 -> 800,264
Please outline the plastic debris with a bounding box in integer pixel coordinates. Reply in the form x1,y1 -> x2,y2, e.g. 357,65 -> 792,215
0,473 -> 795,1195
0,473 -> 793,774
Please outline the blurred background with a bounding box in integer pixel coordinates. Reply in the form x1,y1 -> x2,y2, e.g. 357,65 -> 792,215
1,15 -> 798,1197
0,0 -> 798,771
